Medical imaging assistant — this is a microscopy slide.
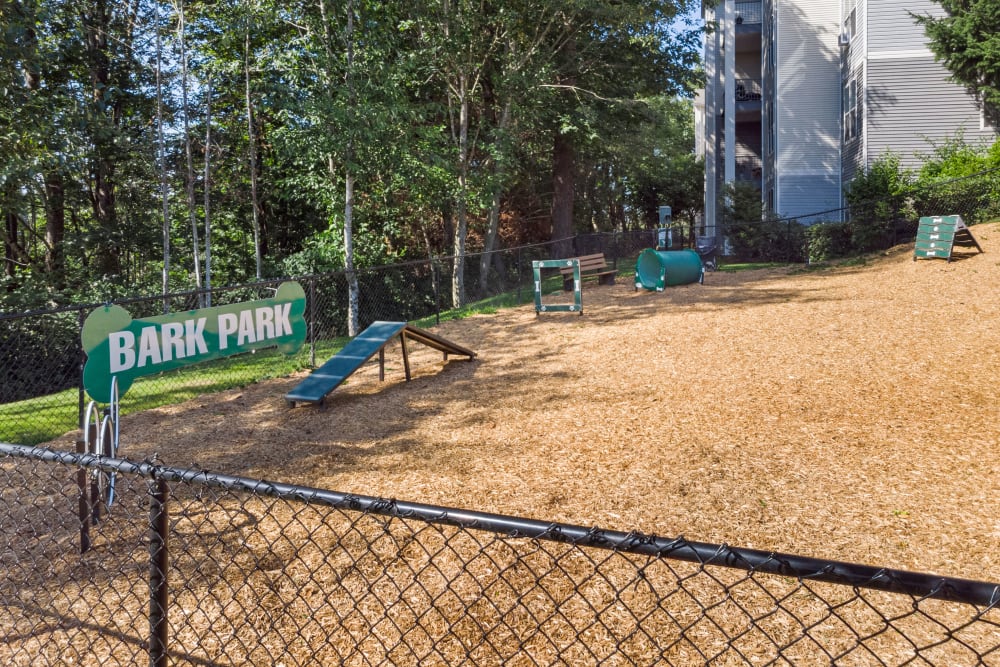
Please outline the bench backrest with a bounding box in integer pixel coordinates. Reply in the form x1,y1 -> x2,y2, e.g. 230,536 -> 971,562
560,253 -> 608,274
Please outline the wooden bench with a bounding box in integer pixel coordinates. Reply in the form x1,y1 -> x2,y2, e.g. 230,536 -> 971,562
560,253 -> 617,291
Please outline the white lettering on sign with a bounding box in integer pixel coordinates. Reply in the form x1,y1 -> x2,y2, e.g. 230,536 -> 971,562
218,313 -> 238,349
108,317 -> 212,373
109,331 -> 136,373
274,303 -> 292,337
137,326 -> 162,368
162,322 -> 184,362
927,250 -> 937,256
220,305 -> 294,349
930,234 -> 939,240
106,307 -> 294,374
185,318 -> 208,356
256,307 -> 275,342
237,309 -> 255,346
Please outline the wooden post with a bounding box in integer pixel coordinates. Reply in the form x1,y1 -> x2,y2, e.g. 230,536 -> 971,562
400,333 -> 411,381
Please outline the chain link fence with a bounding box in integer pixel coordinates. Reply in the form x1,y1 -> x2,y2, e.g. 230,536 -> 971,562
0,231 -> 656,447
2,443 -> 998,666
716,167 -> 1000,264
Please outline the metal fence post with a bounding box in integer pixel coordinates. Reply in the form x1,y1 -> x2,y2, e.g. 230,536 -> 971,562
76,434 -> 91,554
787,218 -> 793,263
432,259 -> 440,325
516,247 -> 522,304
148,474 -> 170,667
309,277 -> 316,368
77,308 -> 86,438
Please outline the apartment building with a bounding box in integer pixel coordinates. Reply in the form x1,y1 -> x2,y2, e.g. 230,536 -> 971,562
698,0 -> 996,231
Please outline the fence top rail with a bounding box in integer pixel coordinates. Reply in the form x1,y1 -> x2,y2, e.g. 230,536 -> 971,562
0,232 -> 653,323
3,442 -> 999,609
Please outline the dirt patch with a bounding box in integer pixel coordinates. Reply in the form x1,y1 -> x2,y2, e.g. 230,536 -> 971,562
65,224 -> 1000,582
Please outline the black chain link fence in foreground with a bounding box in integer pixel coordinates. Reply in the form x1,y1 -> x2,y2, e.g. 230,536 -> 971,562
3,444 -> 999,666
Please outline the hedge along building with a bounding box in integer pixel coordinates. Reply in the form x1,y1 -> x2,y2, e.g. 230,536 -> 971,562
696,0 -> 998,232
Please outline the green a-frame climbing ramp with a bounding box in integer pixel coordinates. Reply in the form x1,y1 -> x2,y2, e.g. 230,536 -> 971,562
285,321 -> 476,407
914,215 -> 984,261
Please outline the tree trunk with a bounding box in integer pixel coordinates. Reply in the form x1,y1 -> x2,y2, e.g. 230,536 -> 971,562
44,173 -> 65,282
4,208 -> 17,281
245,31 -> 263,280
343,0 -> 360,336
551,129 -> 575,258
478,101 -> 510,295
203,72 -> 213,306
478,188 -> 502,295
154,3 -> 169,300
451,77 -> 469,309
83,0 -> 121,278
179,0 -> 202,292
344,168 -> 359,336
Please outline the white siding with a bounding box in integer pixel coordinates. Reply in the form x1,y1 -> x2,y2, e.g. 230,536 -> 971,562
774,0 -> 841,219
866,58 -> 994,169
867,0 -> 941,53
780,175 -> 841,222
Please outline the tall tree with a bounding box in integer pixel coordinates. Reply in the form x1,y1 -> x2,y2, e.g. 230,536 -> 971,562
544,1 -> 703,253
915,1 -> 1000,127
203,72 -> 214,304
155,0 -> 171,297
244,28 -> 263,280
277,0 -> 412,327
176,0 -> 202,291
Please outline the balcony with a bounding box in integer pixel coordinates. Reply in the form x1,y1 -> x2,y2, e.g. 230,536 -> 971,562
734,78 -> 762,122
735,1 -> 762,26
735,78 -> 762,102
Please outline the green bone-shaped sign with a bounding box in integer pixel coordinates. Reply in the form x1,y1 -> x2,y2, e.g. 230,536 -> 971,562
82,281 -> 307,403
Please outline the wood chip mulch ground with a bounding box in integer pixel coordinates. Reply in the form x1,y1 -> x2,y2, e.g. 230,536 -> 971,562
114,223 -> 1000,583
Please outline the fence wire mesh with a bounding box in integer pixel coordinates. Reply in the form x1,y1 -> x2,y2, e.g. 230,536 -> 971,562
2,444 -> 998,666
0,230 -> 660,447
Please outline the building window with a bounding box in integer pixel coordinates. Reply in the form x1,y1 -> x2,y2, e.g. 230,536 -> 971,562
844,8 -> 856,41
843,78 -> 858,141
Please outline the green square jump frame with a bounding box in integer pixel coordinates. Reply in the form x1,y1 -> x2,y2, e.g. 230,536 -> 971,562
533,259 -> 583,315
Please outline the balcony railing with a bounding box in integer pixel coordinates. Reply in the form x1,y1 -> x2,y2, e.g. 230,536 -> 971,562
735,78 -> 762,102
735,1 -> 762,25
736,155 -> 763,182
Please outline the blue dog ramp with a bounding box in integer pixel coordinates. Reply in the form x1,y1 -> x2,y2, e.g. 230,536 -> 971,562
285,321 -> 475,407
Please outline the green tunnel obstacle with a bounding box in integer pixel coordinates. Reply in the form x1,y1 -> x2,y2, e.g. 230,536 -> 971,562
634,248 -> 703,291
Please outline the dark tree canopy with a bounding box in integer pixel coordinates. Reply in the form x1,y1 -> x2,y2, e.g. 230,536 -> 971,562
1,0 -> 706,311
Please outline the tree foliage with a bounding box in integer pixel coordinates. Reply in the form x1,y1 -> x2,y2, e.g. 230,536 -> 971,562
1,0 -> 705,311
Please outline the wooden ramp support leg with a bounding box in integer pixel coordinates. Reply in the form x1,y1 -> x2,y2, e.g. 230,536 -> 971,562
400,332 -> 411,381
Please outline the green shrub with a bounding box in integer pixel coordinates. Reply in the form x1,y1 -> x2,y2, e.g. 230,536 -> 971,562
844,153 -> 912,252
805,222 -> 854,263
